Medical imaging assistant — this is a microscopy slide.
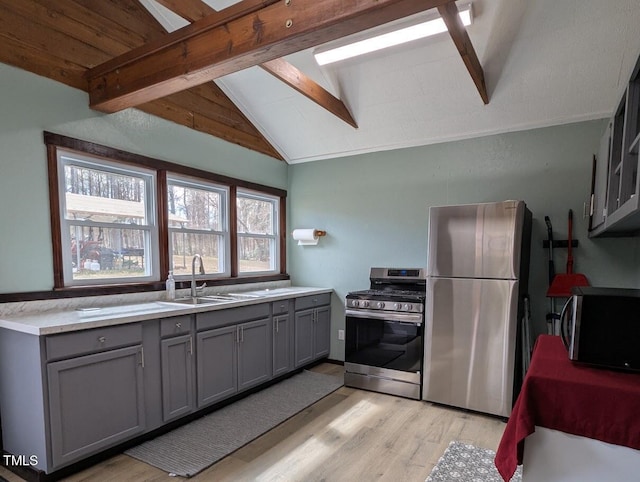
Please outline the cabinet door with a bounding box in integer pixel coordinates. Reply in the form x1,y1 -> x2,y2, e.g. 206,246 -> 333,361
197,325 -> 237,407
314,306 -> 331,359
294,309 -> 315,367
160,334 -> 194,422
237,318 -> 272,391
273,314 -> 291,377
47,345 -> 145,468
591,124 -> 612,231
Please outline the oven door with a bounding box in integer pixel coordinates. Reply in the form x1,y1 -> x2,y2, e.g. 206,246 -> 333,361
345,308 -> 423,396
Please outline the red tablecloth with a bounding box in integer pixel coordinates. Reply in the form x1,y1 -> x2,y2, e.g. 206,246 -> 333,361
494,335 -> 640,481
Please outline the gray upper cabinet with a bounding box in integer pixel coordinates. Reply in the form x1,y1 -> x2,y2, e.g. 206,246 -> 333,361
47,344 -> 145,468
590,123 -> 611,231
590,53 -> 640,236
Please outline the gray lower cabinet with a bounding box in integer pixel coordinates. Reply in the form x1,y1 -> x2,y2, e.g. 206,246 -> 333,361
294,308 -> 315,367
47,345 -> 145,468
273,314 -> 292,377
197,325 -> 238,407
314,305 -> 331,358
0,291 -> 331,475
294,294 -> 331,367
197,317 -> 272,407
160,334 -> 195,422
237,318 -> 272,391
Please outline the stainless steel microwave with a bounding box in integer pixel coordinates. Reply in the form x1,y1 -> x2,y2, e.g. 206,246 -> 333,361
561,287 -> 640,371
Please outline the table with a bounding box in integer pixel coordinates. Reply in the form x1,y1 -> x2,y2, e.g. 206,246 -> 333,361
494,335 -> 640,481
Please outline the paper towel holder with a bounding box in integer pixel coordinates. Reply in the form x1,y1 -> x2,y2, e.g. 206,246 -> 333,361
291,229 -> 327,246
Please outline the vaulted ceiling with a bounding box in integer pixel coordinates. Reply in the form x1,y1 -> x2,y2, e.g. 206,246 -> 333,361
2,0 -> 640,164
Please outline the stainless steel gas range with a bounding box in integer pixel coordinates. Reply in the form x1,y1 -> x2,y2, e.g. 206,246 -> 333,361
344,268 -> 425,400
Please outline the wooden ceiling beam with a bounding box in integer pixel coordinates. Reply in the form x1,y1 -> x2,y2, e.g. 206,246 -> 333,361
153,0 -> 357,127
154,0 -> 215,22
87,0 -> 451,113
438,1 -> 489,104
260,59 -> 357,128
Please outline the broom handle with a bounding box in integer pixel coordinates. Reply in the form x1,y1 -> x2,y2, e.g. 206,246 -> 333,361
567,209 -> 574,274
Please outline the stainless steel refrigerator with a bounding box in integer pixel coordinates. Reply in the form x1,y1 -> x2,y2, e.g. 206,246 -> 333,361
422,200 -> 532,417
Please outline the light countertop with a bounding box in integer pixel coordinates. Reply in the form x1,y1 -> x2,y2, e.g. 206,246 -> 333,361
0,287 -> 332,336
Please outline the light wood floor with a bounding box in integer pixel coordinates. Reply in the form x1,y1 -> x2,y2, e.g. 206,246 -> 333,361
1,364 -> 506,482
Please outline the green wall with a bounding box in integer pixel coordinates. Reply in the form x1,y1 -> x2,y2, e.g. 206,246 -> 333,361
288,122 -> 640,359
0,63 -> 287,293
2,63 -> 640,361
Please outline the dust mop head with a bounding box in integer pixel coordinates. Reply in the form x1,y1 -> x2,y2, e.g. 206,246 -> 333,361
547,273 -> 590,298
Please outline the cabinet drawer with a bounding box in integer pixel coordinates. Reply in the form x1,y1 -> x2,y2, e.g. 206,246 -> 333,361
46,323 -> 142,361
272,299 -> 290,315
160,315 -> 192,337
295,293 -> 331,311
197,304 -> 270,331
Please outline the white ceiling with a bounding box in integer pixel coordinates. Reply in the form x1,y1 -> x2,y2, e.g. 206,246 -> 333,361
141,0 -> 640,164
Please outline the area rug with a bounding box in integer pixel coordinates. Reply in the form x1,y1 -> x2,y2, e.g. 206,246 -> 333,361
426,441 -> 522,482
125,370 -> 343,477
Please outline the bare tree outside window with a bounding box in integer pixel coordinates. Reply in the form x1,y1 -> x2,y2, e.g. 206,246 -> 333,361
237,191 -> 278,274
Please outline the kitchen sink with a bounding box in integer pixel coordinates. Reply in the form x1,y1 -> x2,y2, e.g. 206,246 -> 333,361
227,292 -> 262,299
162,296 -> 232,306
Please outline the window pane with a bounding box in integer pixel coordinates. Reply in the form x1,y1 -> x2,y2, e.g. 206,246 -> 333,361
170,232 -> 223,276
69,225 -> 150,280
237,196 -> 274,235
238,236 -> 274,273
63,164 -> 149,224
168,183 -> 221,230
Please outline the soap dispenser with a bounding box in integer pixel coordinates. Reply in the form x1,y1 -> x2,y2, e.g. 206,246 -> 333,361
166,271 -> 176,300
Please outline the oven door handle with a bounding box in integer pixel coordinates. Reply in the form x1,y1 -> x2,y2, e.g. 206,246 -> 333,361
345,309 -> 423,324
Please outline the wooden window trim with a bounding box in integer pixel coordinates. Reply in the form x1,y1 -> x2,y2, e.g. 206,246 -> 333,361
39,131 -> 288,298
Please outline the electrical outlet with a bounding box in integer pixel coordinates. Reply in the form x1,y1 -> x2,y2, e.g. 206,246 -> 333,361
338,329 -> 345,341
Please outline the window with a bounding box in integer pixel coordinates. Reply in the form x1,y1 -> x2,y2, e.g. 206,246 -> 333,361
167,176 -> 230,278
57,150 -> 158,285
237,189 -> 279,275
45,132 -> 287,292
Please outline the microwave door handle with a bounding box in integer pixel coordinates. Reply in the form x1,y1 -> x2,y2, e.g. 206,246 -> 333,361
560,297 -> 573,350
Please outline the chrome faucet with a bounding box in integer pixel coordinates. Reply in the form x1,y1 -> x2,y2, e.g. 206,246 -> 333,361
191,254 -> 206,298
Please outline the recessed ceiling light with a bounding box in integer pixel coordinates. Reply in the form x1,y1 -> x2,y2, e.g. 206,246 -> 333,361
314,3 -> 472,66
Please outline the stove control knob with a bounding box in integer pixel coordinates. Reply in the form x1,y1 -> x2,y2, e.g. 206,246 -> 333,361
403,303 -> 413,311
394,302 -> 402,310
376,302 -> 385,309
361,300 -> 370,308
351,299 -> 359,307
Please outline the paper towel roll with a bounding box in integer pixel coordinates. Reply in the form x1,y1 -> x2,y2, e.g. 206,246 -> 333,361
292,228 -> 320,245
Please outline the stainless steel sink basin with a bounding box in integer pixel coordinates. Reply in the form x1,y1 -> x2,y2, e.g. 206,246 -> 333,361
163,296 -> 229,306
227,292 -> 262,299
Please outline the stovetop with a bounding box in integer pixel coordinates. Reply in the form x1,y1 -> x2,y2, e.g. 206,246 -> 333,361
346,288 -> 425,313
346,267 -> 426,313
346,289 -> 425,302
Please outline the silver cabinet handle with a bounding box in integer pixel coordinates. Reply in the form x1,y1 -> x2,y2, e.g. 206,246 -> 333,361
240,326 -> 244,343
176,322 -> 182,329
188,336 -> 193,355
98,336 -> 106,343
139,347 -> 145,368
